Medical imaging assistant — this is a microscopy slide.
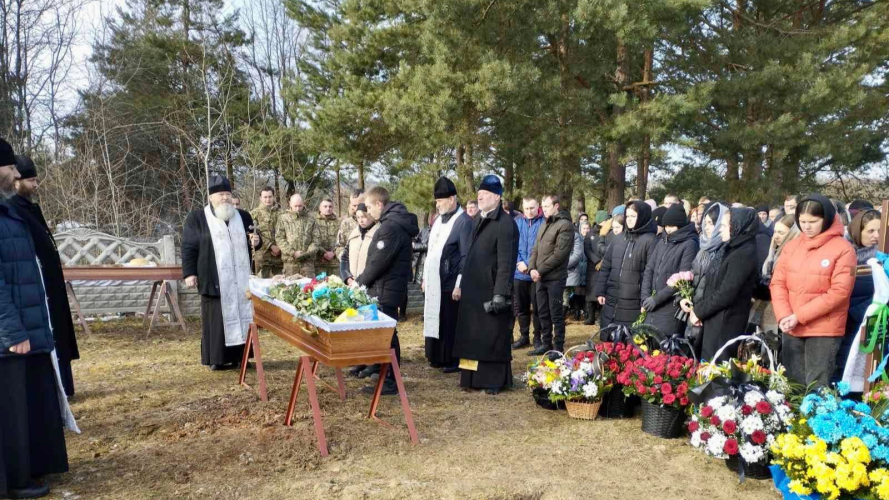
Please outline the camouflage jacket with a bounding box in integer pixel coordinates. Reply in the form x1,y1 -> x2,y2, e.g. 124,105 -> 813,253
250,204 -> 282,267
336,216 -> 358,259
277,211 -> 314,264
307,213 -> 340,262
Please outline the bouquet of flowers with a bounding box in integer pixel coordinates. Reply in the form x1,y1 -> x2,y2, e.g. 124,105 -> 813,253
269,273 -> 378,323
865,381 -> 889,422
694,356 -> 792,397
688,390 -> 792,467
549,350 -> 613,404
770,383 -> 889,500
622,353 -> 697,409
667,271 -> 694,322
524,354 -> 567,410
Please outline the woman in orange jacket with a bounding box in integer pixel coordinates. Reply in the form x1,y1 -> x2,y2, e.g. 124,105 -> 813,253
769,194 -> 856,388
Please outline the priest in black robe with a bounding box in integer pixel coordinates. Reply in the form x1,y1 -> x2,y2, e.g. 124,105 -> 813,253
452,175 -> 519,394
182,175 -> 261,369
422,177 -> 472,372
10,155 -> 80,397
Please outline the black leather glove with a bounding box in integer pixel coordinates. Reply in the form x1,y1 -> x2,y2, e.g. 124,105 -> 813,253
641,296 -> 657,312
484,294 -> 511,315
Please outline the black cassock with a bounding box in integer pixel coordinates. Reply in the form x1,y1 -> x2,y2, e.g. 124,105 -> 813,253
9,194 -> 79,396
452,205 -> 518,390
181,208 -> 258,366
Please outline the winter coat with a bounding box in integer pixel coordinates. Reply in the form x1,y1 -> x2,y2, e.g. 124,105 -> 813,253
9,194 -> 79,363
770,217 -> 856,338
340,222 -> 379,281
515,213 -> 544,282
565,231 -> 585,287
584,225 -> 605,298
755,223 -> 773,275
357,202 -> 419,308
595,201 -> 659,326
453,205 -> 519,363
182,208 -> 259,297
641,224 -> 699,336
697,209 -> 761,362
0,201 -> 54,358
529,209 -> 574,282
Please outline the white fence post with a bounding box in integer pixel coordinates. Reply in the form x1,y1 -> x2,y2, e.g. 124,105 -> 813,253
162,235 -> 179,306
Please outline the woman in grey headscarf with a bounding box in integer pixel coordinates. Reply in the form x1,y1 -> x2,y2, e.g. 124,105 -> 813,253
683,203 -> 727,356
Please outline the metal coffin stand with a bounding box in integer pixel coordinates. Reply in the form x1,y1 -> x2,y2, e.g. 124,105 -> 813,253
238,295 -> 419,456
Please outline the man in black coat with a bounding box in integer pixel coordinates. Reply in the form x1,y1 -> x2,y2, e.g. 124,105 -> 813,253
358,186 -> 420,396
452,175 -> 519,395
9,155 -> 80,397
527,195 -> 574,355
182,175 -> 261,370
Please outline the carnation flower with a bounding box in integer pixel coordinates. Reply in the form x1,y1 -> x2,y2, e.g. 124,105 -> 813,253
663,393 -> 676,405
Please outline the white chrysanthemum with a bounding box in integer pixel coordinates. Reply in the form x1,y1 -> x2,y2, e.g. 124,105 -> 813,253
744,392 -> 764,406
582,382 -> 599,399
578,361 -> 594,374
739,443 -> 765,463
690,431 -> 702,448
707,433 -> 728,457
716,404 -> 737,422
740,414 -> 765,434
766,390 -> 784,406
708,396 -> 726,410
766,434 -> 776,447
551,381 -> 565,395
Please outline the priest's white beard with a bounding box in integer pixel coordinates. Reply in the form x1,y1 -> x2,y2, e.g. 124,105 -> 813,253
214,202 -> 236,221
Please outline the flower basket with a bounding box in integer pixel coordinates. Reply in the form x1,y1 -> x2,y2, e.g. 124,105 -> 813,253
726,455 -> 772,480
566,400 -> 602,420
598,386 -> 638,419
532,388 -> 564,411
641,400 -> 687,439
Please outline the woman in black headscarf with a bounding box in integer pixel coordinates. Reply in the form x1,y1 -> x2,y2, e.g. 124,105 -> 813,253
686,207 -> 761,361
594,200 -> 659,327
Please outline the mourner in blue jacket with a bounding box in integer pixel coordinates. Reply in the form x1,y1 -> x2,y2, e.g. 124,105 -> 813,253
512,198 -> 544,350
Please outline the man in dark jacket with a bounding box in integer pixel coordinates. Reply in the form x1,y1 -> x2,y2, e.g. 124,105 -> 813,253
358,186 -> 420,395
182,175 -> 262,370
0,139 -> 70,499
9,155 -> 80,397
512,197 -> 544,350
528,195 -> 574,354
453,175 -> 518,394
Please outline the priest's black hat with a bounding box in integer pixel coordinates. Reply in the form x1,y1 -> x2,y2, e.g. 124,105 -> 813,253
208,175 -> 232,195
0,138 -> 15,167
15,155 -> 37,179
434,177 -> 457,199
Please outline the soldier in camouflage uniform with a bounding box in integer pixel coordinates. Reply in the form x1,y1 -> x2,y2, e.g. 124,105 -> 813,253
308,197 -> 340,278
336,189 -> 364,259
250,187 -> 283,277
277,194 -> 316,278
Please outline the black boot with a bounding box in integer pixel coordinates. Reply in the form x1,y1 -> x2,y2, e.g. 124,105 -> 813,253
8,481 -> 50,499
528,343 -> 552,356
532,335 -> 542,350
511,336 -> 530,349
574,306 -> 582,321
584,303 -> 595,325
349,365 -> 367,377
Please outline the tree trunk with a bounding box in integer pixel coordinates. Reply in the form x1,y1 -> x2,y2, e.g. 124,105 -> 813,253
456,142 -> 474,195
357,161 -> 365,189
636,48 -> 653,199
727,157 -> 740,201
607,41 -> 629,209
335,163 -> 342,216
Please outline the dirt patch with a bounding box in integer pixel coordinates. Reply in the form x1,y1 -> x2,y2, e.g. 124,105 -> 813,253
47,317 -> 781,499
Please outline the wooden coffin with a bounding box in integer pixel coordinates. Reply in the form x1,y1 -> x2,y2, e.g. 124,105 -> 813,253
250,295 -> 395,367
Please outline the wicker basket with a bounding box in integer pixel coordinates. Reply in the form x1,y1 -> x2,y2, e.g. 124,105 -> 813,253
532,389 -> 565,411
566,400 -> 603,420
640,400 -> 687,439
598,386 -> 638,419
725,455 -> 772,480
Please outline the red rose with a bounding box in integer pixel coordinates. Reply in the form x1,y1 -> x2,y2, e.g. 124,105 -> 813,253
680,397 -> 689,406
654,375 -> 663,384
722,420 -> 737,434
700,406 -> 714,418
303,285 -> 314,293
755,401 -> 772,415
661,383 -> 673,395
710,416 -> 721,426
688,421 -> 700,432
741,405 -> 753,416
751,430 -> 767,445
723,439 -> 739,456
701,432 -> 711,441
663,394 -> 677,405
677,383 -> 688,396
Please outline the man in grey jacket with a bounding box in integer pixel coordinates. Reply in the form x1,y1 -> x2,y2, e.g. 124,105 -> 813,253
528,195 -> 574,354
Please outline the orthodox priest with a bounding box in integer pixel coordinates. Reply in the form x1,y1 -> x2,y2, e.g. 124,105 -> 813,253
422,177 -> 471,373
182,175 -> 261,370
452,175 -> 518,395
10,155 -> 80,397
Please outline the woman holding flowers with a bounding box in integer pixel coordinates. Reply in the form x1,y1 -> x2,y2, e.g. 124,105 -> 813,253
682,203 -> 727,356
770,194 -> 856,388
640,203 -> 699,336
685,207 -> 761,362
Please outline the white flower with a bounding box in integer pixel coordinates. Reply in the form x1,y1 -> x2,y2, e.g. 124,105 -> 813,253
551,381 -> 565,395
582,382 -> 599,399
744,392 -> 764,406
716,404 -> 737,422
740,414 -> 764,434
707,433 -> 728,458
708,396 -> 727,410
739,443 -> 765,463
690,431 -> 702,449
766,390 -> 784,406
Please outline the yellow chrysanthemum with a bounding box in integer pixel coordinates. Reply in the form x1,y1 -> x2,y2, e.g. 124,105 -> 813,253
789,480 -> 813,495
840,437 -> 871,465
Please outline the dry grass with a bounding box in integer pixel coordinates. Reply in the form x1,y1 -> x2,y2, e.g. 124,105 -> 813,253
48,316 -> 782,500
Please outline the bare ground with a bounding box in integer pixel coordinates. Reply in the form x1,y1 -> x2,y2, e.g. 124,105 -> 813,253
46,315 -> 782,500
